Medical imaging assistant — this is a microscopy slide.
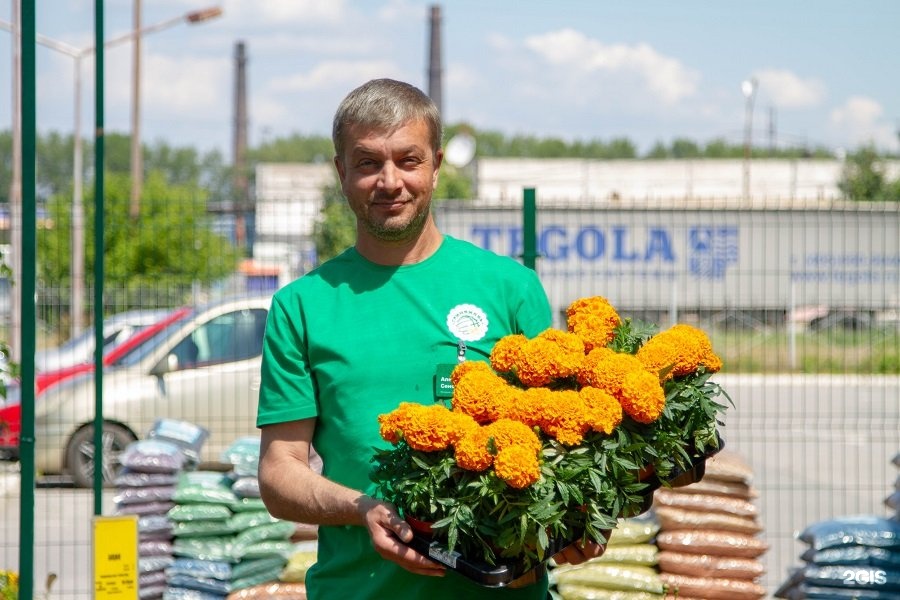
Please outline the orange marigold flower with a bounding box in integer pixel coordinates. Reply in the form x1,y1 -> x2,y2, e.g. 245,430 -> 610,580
494,444 -> 542,489
454,427 -> 493,471
451,359 -> 494,386
489,335 -> 528,374
378,402 -> 419,444
579,387 -> 623,435
619,370 -> 666,424
505,387 -> 551,428
514,329 -> 586,387
452,368 -> 513,423
578,347 -> 645,397
535,389 -> 590,446
636,336 -> 680,381
398,403 -> 465,452
566,296 -> 621,352
663,324 -> 722,376
484,418 -> 542,456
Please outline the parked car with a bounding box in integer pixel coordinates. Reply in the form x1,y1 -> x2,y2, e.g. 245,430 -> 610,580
31,295 -> 271,487
35,308 -> 171,372
0,307 -> 192,459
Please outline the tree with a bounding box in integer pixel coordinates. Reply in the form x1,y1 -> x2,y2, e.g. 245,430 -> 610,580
312,179 -> 356,264
38,170 -> 240,313
838,145 -> 900,202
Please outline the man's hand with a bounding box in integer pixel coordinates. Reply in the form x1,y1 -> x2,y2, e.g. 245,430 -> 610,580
359,496 -> 446,577
552,531 -> 610,566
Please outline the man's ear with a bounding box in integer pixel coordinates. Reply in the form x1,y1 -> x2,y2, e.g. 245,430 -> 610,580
432,149 -> 444,189
333,155 -> 346,181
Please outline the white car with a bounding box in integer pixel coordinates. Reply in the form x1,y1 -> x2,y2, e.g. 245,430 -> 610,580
35,308 -> 170,372
33,295 -> 272,487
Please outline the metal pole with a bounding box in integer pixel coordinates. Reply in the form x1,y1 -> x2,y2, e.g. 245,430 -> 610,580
72,57 -> 85,335
522,188 -> 538,271
8,0 -> 21,363
129,0 -> 142,219
93,0 -> 106,513
18,0 -> 36,595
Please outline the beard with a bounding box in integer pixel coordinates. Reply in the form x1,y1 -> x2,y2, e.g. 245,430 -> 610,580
359,200 -> 431,242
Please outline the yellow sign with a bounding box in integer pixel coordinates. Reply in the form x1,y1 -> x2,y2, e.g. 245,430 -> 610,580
93,515 -> 139,599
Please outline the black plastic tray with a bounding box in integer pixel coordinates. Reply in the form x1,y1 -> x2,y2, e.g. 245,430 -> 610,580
408,436 -> 724,587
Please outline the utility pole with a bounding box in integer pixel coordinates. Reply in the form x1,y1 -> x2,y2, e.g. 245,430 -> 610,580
427,5 -> 443,115
8,0 -> 21,362
233,41 -> 249,254
129,0 -> 143,219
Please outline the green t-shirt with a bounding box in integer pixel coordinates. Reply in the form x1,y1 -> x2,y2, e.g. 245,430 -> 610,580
258,235 -> 552,599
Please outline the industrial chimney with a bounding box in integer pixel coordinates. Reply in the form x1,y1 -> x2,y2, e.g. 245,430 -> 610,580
427,5 -> 443,115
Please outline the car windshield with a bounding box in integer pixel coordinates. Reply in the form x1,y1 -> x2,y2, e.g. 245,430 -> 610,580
110,310 -> 196,368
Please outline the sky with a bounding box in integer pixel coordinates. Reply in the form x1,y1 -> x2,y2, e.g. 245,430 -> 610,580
1,0 -> 898,161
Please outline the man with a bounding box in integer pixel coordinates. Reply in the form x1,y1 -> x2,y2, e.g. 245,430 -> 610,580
257,78 -> 603,599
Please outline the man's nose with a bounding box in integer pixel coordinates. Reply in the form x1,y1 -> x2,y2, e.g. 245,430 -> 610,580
378,162 -> 402,192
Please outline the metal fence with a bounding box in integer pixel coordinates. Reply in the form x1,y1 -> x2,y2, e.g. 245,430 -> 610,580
1,197 -> 898,596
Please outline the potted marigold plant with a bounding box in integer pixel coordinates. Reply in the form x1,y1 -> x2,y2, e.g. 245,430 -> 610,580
371,296 -> 731,585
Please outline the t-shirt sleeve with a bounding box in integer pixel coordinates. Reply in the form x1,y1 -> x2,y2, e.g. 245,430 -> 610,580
256,292 -> 319,427
517,268 -> 553,337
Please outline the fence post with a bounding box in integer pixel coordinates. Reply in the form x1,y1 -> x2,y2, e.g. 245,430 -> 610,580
18,0 -> 37,597
522,188 -> 538,270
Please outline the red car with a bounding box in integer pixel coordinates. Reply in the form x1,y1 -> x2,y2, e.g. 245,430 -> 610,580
0,307 -> 192,457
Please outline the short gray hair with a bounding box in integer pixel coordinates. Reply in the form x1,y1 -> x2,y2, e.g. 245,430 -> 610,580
332,78 -> 442,160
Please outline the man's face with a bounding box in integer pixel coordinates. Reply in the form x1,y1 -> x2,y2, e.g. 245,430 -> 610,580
335,118 -> 442,244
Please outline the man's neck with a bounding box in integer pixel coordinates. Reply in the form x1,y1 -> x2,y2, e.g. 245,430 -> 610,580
355,220 -> 444,266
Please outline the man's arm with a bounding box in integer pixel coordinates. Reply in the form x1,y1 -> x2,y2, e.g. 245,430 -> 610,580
258,418 -> 445,577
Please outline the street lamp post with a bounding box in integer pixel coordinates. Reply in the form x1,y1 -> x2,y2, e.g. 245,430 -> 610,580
742,77 -> 758,203
1,5 -> 222,336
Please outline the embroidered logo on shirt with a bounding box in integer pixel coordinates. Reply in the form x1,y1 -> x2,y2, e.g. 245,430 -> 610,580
446,304 -> 489,342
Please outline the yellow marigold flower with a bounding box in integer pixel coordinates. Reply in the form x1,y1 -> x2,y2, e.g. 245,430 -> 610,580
451,359 -> 494,386
578,347 -> 645,398
452,368 -> 512,423
494,444 -> 542,489
489,334 -> 528,374
535,389 -> 590,446
454,426 -> 493,471
636,336 -> 680,381
579,386 -> 623,435
398,403 -> 463,452
484,418 -> 543,456
619,370 -> 666,424
566,296 -> 621,352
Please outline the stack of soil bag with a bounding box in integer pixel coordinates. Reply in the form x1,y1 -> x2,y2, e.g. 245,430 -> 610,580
222,437 -> 315,599
114,420 -> 203,600
163,437 -> 299,599
551,515 -> 666,599
652,450 -> 768,600
774,451 -> 900,599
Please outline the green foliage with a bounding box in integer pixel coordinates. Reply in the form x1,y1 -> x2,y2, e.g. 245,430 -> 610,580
371,319 -> 729,573
249,134 -> 334,164
839,145 -> 900,202
312,179 -> 356,264
37,170 -> 239,306
433,163 -> 472,200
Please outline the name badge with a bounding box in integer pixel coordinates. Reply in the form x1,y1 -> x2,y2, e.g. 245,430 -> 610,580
434,363 -> 456,400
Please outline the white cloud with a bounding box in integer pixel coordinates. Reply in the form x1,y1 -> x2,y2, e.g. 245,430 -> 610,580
523,29 -> 699,104
753,68 -> 825,109
222,0 -> 348,26
268,59 -> 406,93
829,96 -> 897,150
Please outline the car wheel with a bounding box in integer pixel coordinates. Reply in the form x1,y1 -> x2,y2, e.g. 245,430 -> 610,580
65,422 -> 136,488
